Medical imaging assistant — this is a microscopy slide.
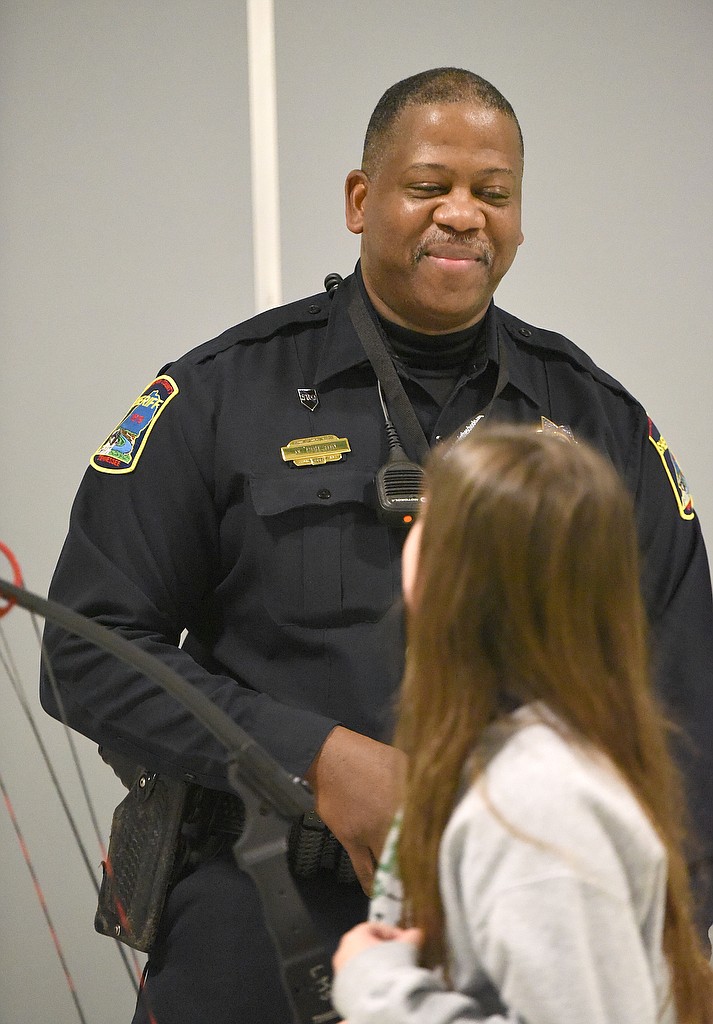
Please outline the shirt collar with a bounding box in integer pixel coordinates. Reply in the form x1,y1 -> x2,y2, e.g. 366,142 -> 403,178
490,309 -> 541,407
313,270 -> 375,387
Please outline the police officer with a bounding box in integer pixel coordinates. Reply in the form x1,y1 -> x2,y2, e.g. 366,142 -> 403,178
41,68 -> 713,1023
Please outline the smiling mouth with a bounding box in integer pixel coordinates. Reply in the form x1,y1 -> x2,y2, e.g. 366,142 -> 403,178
428,253 -> 479,263
421,251 -> 492,271
414,242 -> 494,268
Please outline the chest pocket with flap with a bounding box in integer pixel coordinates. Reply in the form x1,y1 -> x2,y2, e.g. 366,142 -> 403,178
249,468 -> 397,628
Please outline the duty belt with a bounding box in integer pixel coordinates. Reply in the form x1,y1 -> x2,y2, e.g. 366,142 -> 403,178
200,789 -> 358,885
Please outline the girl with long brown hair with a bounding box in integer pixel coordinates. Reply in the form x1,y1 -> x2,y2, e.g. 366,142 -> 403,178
333,425 -> 713,1024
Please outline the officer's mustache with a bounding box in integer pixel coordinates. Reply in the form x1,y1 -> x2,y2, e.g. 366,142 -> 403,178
413,232 -> 495,268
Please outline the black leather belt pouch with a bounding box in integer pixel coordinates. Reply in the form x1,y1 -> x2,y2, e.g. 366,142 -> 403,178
94,770 -> 189,953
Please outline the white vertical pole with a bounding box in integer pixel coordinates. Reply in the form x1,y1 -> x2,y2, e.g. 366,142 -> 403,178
246,0 -> 282,311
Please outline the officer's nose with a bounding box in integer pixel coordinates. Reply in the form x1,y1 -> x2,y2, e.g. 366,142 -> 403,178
432,190 -> 487,234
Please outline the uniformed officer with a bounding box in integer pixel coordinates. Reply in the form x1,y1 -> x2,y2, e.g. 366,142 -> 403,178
41,68 -> 713,1023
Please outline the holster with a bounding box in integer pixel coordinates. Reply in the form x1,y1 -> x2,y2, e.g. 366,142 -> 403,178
95,769 -> 190,953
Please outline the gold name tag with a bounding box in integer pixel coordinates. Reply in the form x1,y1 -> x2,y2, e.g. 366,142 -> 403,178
281,434 -> 351,467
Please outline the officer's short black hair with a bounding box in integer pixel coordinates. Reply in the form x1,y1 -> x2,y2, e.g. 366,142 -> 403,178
362,67 -> 524,175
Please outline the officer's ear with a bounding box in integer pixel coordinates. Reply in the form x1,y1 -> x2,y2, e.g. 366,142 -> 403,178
345,169 -> 369,235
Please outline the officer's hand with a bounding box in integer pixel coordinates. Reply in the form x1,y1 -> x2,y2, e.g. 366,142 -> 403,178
305,726 -> 406,894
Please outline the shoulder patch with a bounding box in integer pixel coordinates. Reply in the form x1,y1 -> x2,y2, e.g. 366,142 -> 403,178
91,375 -> 179,474
647,418 -> 694,520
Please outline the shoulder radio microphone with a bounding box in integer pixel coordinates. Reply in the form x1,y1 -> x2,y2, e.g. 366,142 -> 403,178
374,384 -> 425,528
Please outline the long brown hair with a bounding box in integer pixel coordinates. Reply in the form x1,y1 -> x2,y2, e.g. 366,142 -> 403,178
395,425 -> 713,1021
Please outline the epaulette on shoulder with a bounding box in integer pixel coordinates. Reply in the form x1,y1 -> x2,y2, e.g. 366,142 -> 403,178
171,291 -> 331,368
498,307 -> 635,402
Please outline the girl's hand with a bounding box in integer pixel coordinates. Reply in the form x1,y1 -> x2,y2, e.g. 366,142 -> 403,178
333,921 -> 423,973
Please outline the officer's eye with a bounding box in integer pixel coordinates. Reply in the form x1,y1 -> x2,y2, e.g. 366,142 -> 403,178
408,183 -> 447,196
476,189 -> 511,204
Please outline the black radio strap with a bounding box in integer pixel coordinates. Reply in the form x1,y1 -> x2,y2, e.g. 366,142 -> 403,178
346,279 -> 431,464
346,275 -> 511,464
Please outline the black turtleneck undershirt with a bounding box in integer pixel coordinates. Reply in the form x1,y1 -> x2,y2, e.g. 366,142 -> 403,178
378,315 -> 487,408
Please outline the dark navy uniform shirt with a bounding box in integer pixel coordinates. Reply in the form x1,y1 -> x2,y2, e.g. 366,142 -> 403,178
41,270 -> 713,865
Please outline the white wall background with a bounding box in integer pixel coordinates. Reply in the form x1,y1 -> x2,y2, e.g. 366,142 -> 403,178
1,2 -> 711,1021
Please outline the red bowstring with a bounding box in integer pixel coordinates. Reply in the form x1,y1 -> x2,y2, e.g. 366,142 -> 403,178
0,540 -> 158,1024
0,770 -> 89,1024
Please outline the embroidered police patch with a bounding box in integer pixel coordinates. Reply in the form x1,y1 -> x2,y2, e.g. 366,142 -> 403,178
648,418 -> 694,520
91,376 -> 179,474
